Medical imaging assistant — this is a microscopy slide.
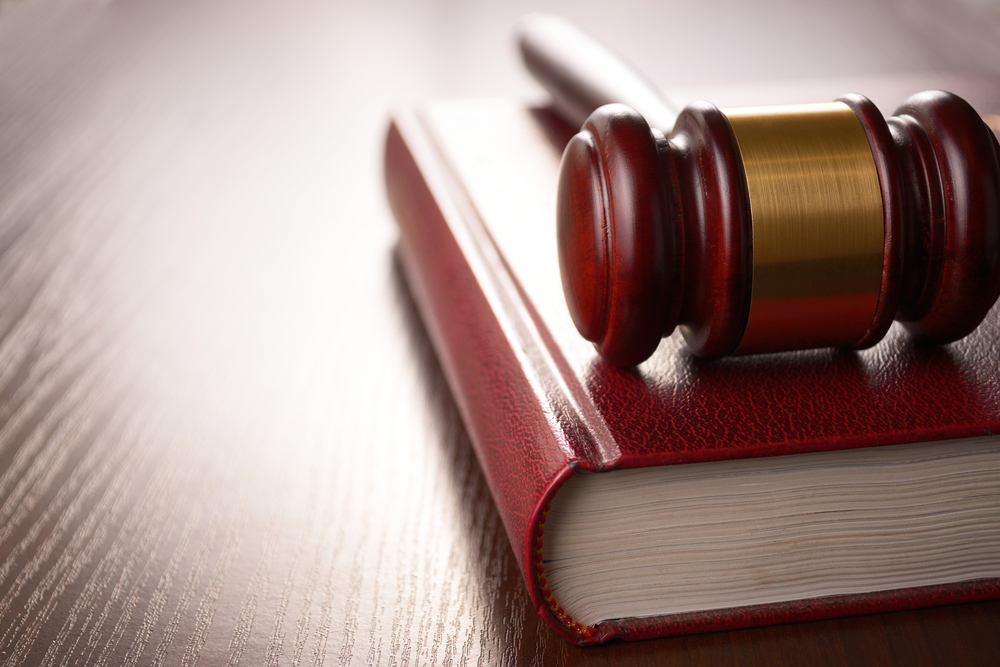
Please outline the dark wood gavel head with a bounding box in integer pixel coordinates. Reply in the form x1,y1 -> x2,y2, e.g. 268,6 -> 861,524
557,91 -> 1000,365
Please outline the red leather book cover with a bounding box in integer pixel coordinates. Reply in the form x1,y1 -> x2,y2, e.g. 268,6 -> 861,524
383,79 -> 1000,645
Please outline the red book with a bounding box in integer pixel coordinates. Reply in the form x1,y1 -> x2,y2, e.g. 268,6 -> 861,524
383,77 -> 1000,645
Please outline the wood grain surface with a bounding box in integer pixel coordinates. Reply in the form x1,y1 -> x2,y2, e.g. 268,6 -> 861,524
1,0 -> 1000,664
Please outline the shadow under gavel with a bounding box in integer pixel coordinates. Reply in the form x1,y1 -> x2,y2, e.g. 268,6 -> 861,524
518,14 -> 1000,366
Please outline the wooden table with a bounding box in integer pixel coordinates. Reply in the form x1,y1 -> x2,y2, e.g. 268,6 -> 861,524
1,0 -> 998,664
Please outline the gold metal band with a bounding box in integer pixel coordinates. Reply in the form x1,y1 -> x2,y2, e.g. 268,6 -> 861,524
724,102 -> 885,355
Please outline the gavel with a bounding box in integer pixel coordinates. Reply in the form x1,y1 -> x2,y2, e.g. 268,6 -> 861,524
519,15 -> 1000,365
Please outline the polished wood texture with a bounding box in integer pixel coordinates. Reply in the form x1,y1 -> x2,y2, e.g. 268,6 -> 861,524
532,20 -> 1000,364
2,0 -> 1000,664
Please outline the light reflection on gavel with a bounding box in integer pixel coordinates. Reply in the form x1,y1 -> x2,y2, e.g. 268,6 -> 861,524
519,14 -> 1000,366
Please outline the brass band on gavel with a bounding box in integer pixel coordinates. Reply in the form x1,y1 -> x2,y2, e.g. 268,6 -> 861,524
725,103 -> 885,355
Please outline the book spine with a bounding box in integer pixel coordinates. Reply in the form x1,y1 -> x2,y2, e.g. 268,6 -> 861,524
385,111 -> 591,641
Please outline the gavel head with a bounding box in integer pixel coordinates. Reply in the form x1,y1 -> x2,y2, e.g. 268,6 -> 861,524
557,91 -> 1000,366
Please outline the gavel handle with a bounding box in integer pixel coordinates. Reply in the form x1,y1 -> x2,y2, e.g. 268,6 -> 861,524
517,14 -> 679,132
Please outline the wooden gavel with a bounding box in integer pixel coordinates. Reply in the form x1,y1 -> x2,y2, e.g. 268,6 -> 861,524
519,15 -> 1000,365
